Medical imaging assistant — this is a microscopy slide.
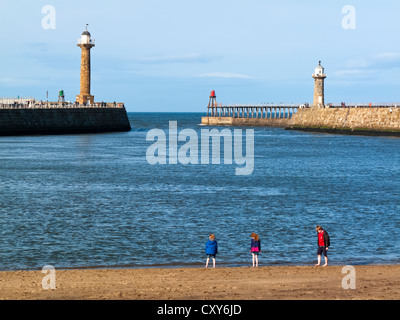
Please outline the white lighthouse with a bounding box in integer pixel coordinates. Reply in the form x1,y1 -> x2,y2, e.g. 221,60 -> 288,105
76,25 -> 95,105
312,61 -> 327,108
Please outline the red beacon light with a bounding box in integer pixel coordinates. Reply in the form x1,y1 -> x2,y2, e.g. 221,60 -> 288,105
207,90 -> 218,112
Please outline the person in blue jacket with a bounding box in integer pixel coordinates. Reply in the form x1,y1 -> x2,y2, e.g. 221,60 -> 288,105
205,234 -> 218,268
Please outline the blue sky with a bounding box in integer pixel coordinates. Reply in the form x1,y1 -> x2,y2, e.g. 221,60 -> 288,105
0,0 -> 399,112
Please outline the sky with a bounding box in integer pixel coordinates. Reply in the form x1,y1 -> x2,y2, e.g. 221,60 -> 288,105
0,0 -> 400,112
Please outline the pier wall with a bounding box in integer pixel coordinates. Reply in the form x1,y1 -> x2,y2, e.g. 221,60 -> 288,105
201,116 -> 291,127
288,108 -> 400,135
0,107 -> 131,135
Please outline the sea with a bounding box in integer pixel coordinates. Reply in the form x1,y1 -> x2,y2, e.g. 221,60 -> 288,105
0,112 -> 399,271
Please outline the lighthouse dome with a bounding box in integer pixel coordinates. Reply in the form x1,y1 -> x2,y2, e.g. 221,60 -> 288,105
80,27 -> 93,45
314,61 -> 325,77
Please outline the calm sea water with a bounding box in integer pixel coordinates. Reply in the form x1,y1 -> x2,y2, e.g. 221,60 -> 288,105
0,112 -> 399,271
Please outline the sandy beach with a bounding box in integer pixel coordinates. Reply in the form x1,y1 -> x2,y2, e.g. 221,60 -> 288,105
0,265 -> 399,300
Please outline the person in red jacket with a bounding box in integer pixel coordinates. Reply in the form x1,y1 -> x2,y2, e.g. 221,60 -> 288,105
315,225 -> 330,267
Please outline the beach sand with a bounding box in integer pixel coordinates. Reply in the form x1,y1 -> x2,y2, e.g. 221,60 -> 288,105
0,265 -> 399,300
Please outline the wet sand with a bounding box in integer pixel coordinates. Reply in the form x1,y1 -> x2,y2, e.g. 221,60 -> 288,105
0,265 -> 399,300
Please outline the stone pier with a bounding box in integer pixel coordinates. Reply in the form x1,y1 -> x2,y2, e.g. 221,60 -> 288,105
287,107 -> 400,136
0,102 -> 131,135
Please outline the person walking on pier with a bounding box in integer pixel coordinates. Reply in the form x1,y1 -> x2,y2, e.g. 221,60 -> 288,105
205,234 -> 218,268
315,225 -> 330,267
250,233 -> 261,267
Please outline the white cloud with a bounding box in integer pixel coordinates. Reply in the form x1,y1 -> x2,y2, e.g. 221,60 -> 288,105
372,52 -> 400,62
0,77 -> 42,87
129,53 -> 214,64
196,72 -> 254,79
336,52 -> 400,79
334,69 -> 376,78
346,58 -> 369,69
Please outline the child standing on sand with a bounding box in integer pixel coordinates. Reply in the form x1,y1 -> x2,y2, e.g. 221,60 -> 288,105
205,234 -> 218,268
250,233 -> 261,267
315,225 -> 330,267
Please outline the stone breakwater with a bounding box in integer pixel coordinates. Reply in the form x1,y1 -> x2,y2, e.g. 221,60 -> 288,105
201,107 -> 400,136
0,107 -> 131,135
288,108 -> 400,136
201,116 -> 290,127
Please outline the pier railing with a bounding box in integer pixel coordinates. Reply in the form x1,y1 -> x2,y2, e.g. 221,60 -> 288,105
206,103 -> 400,119
0,101 -> 125,109
327,103 -> 400,108
207,104 -> 299,119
